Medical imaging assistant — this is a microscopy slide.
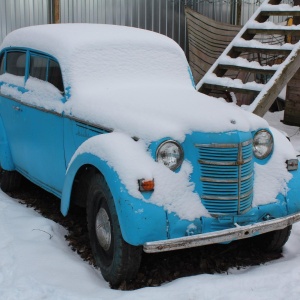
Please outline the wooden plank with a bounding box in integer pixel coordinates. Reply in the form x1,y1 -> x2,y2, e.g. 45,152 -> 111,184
253,47 -> 300,116
185,7 -> 241,82
188,30 -> 230,57
247,28 -> 300,36
217,64 -> 277,75
186,19 -> 239,42
283,106 -> 300,125
201,83 -> 261,94
284,65 -> 300,126
232,46 -> 291,55
268,0 -> 284,4
260,11 -> 300,16
185,7 -> 241,34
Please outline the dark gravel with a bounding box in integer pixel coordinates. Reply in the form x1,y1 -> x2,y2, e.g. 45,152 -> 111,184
5,177 -> 282,290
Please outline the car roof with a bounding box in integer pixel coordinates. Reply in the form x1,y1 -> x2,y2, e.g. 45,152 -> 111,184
0,24 -> 186,88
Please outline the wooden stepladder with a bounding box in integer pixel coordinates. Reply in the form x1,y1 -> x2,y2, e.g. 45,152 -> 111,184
196,0 -> 300,117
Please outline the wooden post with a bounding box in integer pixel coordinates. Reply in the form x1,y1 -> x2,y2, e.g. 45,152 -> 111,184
293,0 -> 300,24
283,0 -> 300,126
236,0 -> 242,26
52,0 -> 60,24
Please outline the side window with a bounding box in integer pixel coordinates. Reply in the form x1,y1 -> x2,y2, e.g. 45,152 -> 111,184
6,52 -> 26,76
30,55 -> 48,81
0,53 -> 4,75
48,59 -> 64,92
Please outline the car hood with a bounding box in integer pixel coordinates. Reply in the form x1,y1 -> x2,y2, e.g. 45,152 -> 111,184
64,85 -> 268,143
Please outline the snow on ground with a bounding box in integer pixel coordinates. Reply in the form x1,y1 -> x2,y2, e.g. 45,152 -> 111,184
0,110 -> 300,300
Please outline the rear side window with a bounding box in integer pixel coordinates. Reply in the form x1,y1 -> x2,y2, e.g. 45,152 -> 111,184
30,55 -> 48,81
48,59 -> 64,92
6,52 -> 26,76
29,53 -> 64,93
0,53 -> 4,75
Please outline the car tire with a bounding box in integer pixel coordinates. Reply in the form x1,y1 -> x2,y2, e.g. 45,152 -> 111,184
251,226 -> 292,252
0,169 -> 23,192
86,173 -> 142,287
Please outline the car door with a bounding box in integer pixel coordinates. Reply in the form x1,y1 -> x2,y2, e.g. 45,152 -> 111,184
0,50 -> 28,170
0,50 -> 66,196
19,52 -> 66,195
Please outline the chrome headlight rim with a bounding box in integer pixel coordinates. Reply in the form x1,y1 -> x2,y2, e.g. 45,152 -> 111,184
156,140 -> 184,171
253,129 -> 274,160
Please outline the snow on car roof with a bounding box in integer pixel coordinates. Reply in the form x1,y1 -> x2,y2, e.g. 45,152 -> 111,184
0,24 -> 190,88
0,23 -> 180,54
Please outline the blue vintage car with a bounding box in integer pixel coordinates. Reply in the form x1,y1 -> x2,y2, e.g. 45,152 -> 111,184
0,24 -> 300,286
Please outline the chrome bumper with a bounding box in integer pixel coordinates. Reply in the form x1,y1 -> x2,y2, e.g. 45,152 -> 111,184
143,212 -> 300,253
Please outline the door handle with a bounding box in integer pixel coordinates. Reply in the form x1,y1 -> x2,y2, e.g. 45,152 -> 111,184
13,106 -> 22,112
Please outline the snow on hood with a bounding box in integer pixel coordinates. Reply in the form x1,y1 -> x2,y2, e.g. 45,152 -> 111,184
64,86 -> 268,142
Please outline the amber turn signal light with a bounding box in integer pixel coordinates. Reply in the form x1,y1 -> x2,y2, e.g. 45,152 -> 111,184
138,179 -> 155,192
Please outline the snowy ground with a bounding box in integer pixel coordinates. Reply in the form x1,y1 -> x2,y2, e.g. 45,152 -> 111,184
0,110 -> 300,300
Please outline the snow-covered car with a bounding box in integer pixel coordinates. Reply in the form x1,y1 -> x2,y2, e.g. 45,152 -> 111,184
0,24 -> 300,286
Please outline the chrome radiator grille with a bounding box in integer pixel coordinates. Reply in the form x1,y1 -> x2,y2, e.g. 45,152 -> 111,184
196,140 -> 253,215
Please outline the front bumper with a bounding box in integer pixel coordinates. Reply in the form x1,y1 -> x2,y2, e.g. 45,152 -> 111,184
143,212 -> 300,253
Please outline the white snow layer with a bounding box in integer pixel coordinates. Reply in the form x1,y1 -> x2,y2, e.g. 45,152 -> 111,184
253,127 -> 296,206
71,128 -> 296,219
0,24 -> 190,90
0,24 -> 268,142
70,132 -> 209,220
0,74 -> 64,113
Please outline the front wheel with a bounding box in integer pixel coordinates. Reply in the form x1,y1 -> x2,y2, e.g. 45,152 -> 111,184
86,173 -> 142,287
251,226 -> 292,252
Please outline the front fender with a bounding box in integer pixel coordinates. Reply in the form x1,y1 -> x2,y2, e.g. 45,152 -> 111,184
0,116 -> 14,170
286,161 -> 300,214
61,152 -> 167,246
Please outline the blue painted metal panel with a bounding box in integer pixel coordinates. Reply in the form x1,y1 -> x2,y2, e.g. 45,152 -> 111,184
183,131 -> 254,215
286,162 -> 300,214
0,113 -> 14,170
62,152 -> 168,245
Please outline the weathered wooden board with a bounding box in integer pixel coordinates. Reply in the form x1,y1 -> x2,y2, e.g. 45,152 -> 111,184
284,68 -> 300,126
185,7 -> 241,84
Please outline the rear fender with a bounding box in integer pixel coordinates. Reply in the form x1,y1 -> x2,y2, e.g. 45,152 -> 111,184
0,116 -> 14,170
286,162 -> 300,213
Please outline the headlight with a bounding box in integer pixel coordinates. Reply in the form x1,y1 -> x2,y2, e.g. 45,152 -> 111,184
253,130 -> 273,159
156,140 -> 184,170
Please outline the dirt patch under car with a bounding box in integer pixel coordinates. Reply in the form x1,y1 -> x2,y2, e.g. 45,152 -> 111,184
3,176 -> 282,290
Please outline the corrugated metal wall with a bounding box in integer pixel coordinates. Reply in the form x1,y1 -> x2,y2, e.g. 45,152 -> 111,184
60,0 -> 187,50
1,0 -> 294,49
59,0 -> 292,52
0,0 -> 50,45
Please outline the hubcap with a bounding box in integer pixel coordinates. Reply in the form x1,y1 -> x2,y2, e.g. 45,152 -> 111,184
95,207 -> 111,251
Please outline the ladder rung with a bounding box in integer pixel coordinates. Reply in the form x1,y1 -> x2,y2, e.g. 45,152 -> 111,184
247,28 -> 300,36
260,10 -> 300,16
202,83 -> 262,94
260,3 -> 300,16
218,64 -> 277,75
232,46 -> 292,55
